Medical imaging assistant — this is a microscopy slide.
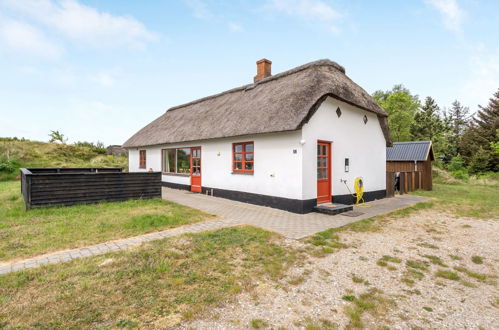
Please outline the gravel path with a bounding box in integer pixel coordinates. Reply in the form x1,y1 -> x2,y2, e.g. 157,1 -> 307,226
183,210 -> 499,329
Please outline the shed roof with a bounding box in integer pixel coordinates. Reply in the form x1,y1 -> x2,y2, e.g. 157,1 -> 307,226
123,59 -> 391,148
386,141 -> 434,161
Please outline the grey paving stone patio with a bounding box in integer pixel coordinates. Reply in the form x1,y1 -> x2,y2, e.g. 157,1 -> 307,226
0,188 -> 427,275
162,187 -> 428,240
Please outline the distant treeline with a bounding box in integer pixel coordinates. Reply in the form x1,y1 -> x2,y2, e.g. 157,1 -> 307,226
373,87 -> 499,177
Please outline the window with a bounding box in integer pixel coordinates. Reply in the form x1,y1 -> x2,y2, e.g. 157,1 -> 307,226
161,148 -> 191,174
233,142 -> 254,173
176,148 -> 190,174
139,150 -> 146,169
162,149 -> 175,173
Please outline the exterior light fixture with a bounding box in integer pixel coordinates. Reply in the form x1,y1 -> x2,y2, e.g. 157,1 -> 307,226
345,158 -> 350,172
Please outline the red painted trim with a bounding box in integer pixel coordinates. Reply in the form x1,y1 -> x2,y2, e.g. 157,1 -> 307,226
190,146 -> 202,192
139,150 -> 146,169
316,140 -> 332,204
232,141 -> 254,173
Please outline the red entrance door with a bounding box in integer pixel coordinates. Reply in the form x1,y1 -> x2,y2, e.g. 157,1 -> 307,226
317,141 -> 331,204
190,147 -> 201,192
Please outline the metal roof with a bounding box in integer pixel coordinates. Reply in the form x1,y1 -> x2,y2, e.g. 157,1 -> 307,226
386,141 -> 434,161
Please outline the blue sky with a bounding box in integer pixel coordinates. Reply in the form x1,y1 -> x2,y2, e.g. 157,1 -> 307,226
0,0 -> 498,145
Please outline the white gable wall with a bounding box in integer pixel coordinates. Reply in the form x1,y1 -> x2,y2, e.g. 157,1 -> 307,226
301,97 -> 386,200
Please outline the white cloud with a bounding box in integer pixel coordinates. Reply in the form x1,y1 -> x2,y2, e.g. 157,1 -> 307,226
182,0 -> 212,19
266,0 -> 342,32
461,50 -> 499,109
425,0 -> 465,32
0,0 -> 158,48
0,18 -> 63,58
91,73 -> 115,87
228,22 -> 243,32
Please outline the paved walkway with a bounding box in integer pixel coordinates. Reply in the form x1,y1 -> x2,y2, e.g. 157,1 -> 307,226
0,189 -> 427,275
0,218 -> 237,275
162,187 -> 428,239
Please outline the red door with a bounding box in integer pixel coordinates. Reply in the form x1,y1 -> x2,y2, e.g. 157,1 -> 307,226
190,147 -> 201,192
317,141 -> 331,204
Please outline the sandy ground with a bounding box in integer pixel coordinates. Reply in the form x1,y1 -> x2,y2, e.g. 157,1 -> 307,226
182,210 -> 499,329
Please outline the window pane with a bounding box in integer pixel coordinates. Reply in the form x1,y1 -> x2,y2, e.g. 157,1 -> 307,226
162,150 -> 175,173
317,169 -> 321,179
234,144 -> 243,152
245,143 -> 254,152
234,153 -> 242,161
245,162 -> 253,170
176,148 -> 190,174
322,169 -> 328,179
245,153 -> 253,161
317,145 -> 320,155
234,162 -> 242,170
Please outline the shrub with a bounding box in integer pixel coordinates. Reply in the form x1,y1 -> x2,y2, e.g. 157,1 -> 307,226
448,156 -> 465,172
451,169 -> 469,181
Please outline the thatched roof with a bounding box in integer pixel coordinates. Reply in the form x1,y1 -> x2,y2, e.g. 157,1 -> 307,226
124,59 -> 391,148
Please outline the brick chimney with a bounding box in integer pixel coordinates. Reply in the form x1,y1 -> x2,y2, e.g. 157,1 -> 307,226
254,58 -> 272,83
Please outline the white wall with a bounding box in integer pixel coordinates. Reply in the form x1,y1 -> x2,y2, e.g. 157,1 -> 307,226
128,131 -> 304,199
301,97 -> 386,199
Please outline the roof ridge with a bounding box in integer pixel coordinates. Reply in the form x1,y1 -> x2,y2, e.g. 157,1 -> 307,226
167,59 -> 345,112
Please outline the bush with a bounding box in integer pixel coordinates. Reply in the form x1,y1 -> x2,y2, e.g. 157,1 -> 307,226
448,156 -> 465,172
451,169 -> 469,181
468,147 -> 492,174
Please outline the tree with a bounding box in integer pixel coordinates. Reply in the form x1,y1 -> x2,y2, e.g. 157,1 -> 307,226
441,100 -> 470,163
48,130 -> 67,144
373,85 -> 420,142
410,97 -> 448,156
460,89 -> 499,171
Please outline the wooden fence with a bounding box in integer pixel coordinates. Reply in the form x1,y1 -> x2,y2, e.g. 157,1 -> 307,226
20,168 -> 161,209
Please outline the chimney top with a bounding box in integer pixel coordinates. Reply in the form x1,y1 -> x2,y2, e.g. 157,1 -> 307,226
254,58 -> 272,83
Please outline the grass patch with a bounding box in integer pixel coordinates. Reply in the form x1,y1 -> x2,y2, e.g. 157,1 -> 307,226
0,226 -> 296,328
306,230 -> 347,256
352,275 -> 365,284
413,182 -> 499,219
376,260 -> 388,267
435,269 -> 460,281
343,289 -> 396,329
453,266 -> 495,283
406,260 -> 429,271
0,181 -> 212,261
422,255 -> 447,267
422,306 -> 433,312
471,255 -> 484,264
250,318 -> 268,329
449,254 -> 462,260
401,278 -> 415,286
381,255 -> 402,263
302,317 -> 337,330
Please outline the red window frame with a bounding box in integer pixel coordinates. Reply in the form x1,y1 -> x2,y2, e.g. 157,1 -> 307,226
232,142 -> 254,173
139,150 -> 146,169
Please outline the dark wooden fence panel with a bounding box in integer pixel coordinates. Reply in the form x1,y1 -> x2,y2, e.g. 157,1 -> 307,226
386,172 -> 395,197
20,168 -> 161,209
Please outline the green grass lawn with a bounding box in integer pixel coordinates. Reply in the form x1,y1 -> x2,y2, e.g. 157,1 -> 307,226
413,181 -> 499,219
0,226 -> 296,329
0,181 -> 212,262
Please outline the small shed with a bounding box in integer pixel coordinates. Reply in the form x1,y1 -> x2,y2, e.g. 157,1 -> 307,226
386,141 -> 434,194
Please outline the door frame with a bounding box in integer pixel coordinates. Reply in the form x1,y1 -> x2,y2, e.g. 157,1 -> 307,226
316,140 -> 332,204
190,146 -> 202,192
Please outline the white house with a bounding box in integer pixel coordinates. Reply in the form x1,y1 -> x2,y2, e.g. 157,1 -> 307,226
124,59 -> 391,213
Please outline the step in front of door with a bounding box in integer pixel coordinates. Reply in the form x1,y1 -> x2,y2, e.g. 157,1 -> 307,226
314,203 -> 353,215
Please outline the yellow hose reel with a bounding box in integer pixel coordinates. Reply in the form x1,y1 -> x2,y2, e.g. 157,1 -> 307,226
354,177 -> 364,205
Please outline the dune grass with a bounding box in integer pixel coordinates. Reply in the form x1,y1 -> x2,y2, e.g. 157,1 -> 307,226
0,181 -> 212,262
0,139 -> 127,181
0,226 -> 296,329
